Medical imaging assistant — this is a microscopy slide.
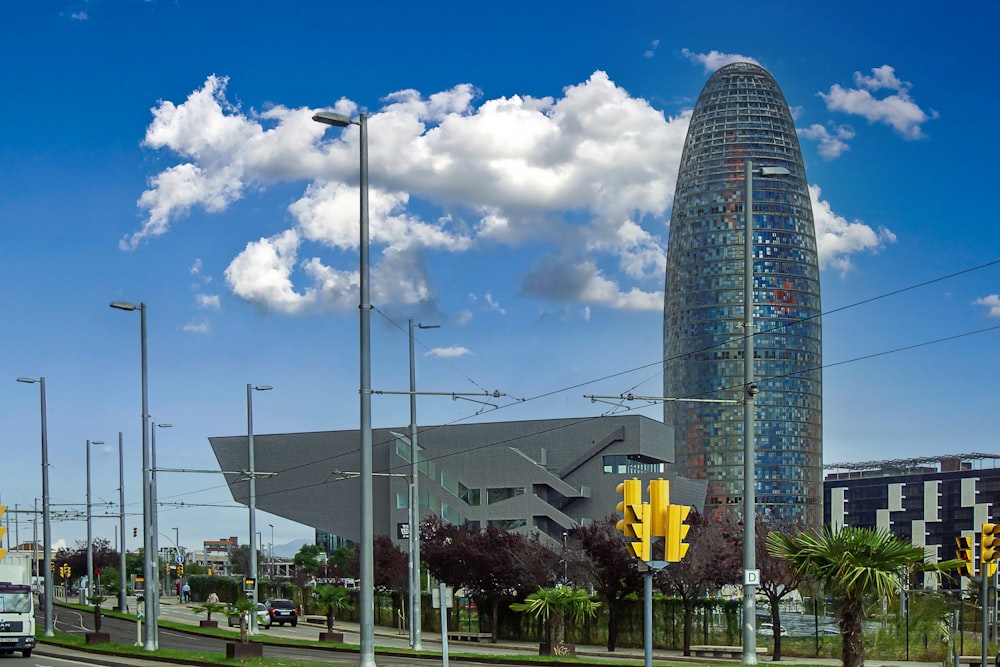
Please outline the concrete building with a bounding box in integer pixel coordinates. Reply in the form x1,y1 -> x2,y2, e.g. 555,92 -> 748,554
210,415 -> 707,550
663,62 -> 823,525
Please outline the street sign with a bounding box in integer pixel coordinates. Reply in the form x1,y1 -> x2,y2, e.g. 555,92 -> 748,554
175,555 -> 184,564
744,569 -> 760,586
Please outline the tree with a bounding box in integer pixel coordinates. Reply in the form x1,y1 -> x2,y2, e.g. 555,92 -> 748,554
510,586 -> 600,646
372,535 -> 408,592
572,516 -> 642,652
293,544 -> 325,575
766,525 -> 953,667
313,585 -> 353,633
654,511 -> 740,655
421,516 -> 560,642
230,545 -> 251,575
754,515 -> 807,661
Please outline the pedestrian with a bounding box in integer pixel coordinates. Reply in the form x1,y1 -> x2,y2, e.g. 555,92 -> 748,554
175,580 -> 181,597
181,582 -> 191,603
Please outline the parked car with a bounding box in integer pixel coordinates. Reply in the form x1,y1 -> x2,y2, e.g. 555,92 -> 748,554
227,602 -> 271,629
759,622 -> 787,637
263,598 -> 299,627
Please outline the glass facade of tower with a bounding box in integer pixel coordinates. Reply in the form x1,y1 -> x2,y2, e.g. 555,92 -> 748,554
663,62 -> 822,525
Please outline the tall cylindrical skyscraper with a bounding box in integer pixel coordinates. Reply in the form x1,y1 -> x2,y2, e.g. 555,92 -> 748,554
663,62 -> 822,526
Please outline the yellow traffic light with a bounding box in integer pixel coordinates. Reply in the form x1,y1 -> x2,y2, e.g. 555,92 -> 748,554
666,503 -> 692,562
955,535 -> 975,577
647,478 -> 669,537
615,478 -> 650,561
982,523 -> 1000,563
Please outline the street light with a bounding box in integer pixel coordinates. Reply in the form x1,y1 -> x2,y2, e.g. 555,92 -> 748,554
247,383 -> 273,634
408,319 -> 438,650
86,439 -> 106,601
742,160 -> 790,666
312,108 -> 375,667
109,300 -> 157,650
16,376 -> 54,636
268,523 -> 274,580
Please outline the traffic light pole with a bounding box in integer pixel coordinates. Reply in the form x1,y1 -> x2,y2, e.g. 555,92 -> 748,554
981,572 -> 988,667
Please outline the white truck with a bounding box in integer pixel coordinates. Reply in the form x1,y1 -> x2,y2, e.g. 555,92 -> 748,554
0,552 -> 36,658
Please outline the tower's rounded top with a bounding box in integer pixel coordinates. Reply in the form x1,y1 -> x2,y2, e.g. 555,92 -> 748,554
714,61 -> 771,76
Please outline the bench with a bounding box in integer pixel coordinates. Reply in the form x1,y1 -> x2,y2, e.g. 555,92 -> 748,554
959,657 -> 988,665
690,645 -> 767,659
447,631 -> 493,642
305,616 -> 326,624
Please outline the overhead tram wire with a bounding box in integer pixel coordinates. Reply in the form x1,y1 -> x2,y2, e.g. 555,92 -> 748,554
167,259 -> 1000,506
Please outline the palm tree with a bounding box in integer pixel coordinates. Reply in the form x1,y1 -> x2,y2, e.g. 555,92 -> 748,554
313,585 -> 353,633
766,525 -> 946,667
510,586 -> 600,647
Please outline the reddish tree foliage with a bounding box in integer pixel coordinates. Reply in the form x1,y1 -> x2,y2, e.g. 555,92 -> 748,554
420,516 -> 559,641
572,515 -> 642,652
654,511 -> 740,655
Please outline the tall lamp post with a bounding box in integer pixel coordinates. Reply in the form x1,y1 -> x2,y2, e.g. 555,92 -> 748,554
117,432 -> 127,612
247,383 -> 272,634
408,319 -> 438,650
741,160 -> 790,666
268,523 -> 274,580
16,376 -> 54,636
312,109 -> 374,667
86,440 -> 106,599
109,300 -> 157,650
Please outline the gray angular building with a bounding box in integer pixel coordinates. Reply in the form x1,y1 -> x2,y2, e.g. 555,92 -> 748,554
210,415 -> 707,549
663,62 -> 823,525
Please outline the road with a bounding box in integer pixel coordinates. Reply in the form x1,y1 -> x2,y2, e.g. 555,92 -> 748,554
42,602 -> 524,667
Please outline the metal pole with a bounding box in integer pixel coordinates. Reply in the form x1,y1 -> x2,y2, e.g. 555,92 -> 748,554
408,319 -> 435,651
358,112 -> 375,667
439,581 -> 450,667
644,571 -> 653,667
38,378 -> 53,637
139,302 -> 156,650
118,433 -> 127,613
982,571 -> 989,667
150,421 -> 160,636
86,440 -> 94,601
742,159 -> 758,666
247,383 -> 258,634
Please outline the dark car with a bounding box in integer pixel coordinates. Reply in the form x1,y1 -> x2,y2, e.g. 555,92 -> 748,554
263,598 -> 299,626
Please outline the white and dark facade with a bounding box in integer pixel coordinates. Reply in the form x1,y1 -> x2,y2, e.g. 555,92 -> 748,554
824,453 -> 1000,588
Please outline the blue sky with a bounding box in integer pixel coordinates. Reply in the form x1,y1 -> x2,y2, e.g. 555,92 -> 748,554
2,1 -> 998,554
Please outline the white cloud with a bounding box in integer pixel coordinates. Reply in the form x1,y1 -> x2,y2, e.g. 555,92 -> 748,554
798,123 -> 856,160
974,295 -> 1000,317
135,70 -> 891,315
190,258 -> 203,275
428,346 -> 470,358
810,184 -> 896,272
183,322 -> 211,334
196,294 -> 221,310
644,39 -> 660,59
484,292 -> 506,315
70,11 -> 88,20
819,65 -> 936,139
682,48 -> 760,73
